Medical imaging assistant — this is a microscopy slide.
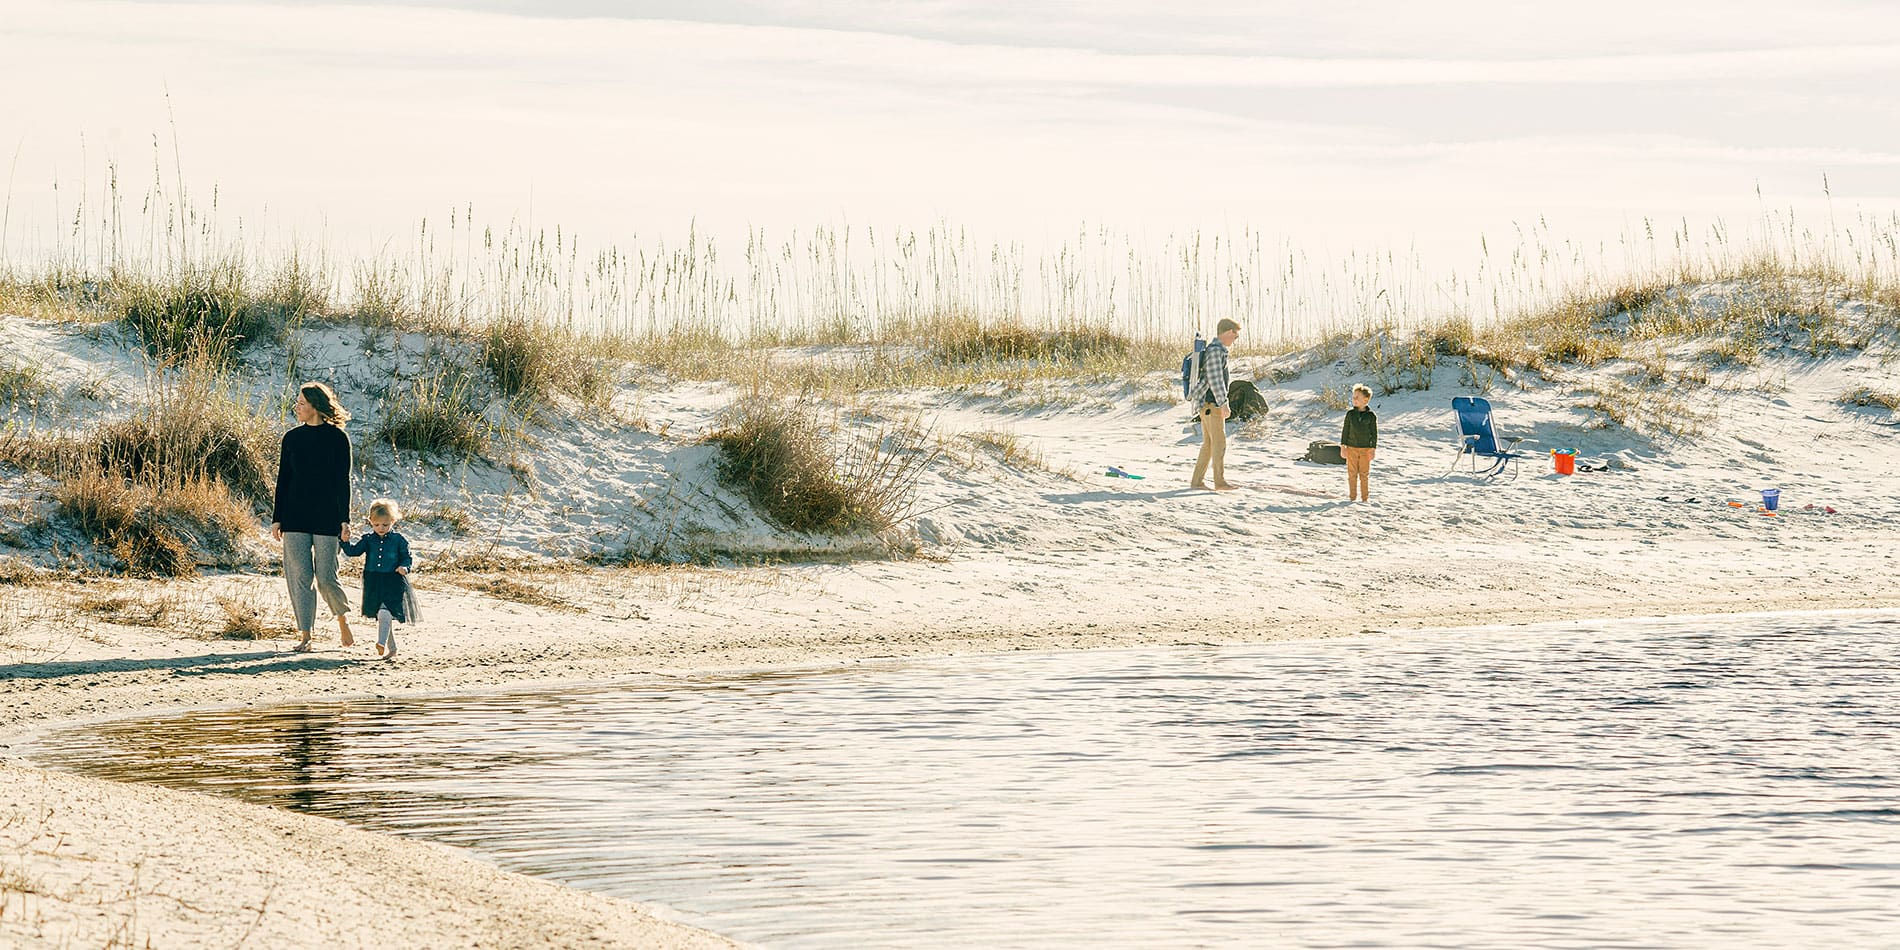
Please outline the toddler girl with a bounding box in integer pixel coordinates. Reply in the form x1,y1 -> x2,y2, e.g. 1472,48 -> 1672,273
341,498 -> 416,659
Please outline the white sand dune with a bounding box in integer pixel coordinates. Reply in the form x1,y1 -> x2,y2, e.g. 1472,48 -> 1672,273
3,285 -> 1899,946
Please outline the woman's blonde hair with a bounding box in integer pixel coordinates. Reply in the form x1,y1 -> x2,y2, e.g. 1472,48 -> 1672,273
367,498 -> 403,521
300,381 -> 351,426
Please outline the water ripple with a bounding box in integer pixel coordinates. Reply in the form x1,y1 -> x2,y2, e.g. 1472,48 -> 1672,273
25,611 -> 1900,948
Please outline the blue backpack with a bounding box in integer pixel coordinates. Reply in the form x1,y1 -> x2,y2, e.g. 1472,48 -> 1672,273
1179,334 -> 1207,399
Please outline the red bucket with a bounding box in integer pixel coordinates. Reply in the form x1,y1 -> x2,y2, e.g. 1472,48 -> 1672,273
1551,450 -> 1576,476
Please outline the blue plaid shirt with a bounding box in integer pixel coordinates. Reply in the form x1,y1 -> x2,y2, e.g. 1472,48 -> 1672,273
1197,341 -> 1232,407
341,530 -> 412,574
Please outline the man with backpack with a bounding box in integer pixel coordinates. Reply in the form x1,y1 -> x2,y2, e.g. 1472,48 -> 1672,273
1190,318 -> 1240,490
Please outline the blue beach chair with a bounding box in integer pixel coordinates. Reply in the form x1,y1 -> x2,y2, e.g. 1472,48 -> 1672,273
1448,396 -> 1534,479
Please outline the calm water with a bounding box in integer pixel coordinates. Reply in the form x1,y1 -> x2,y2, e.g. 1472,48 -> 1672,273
29,613 -> 1900,947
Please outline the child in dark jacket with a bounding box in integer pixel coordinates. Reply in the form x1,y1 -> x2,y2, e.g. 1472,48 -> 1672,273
340,498 -> 415,659
1341,383 -> 1378,502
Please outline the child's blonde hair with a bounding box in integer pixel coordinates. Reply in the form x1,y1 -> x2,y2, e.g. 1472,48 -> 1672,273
1351,383 -> 1372,398
367,498 -> 403,521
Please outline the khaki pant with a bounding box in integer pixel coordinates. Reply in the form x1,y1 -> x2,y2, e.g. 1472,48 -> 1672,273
1192,403 -> 1227,486
1343,446 -> 1374,500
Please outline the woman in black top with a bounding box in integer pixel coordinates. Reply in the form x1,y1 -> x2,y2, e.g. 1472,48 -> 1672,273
272,382 -> 356,652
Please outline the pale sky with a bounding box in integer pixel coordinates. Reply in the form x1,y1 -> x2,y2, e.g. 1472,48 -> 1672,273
4,0 -> 1899,288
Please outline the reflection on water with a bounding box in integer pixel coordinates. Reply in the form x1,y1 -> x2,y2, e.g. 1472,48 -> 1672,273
30,613 -> 1900,947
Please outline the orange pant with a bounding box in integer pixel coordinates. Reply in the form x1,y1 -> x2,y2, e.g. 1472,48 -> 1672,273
1342,446 -> 1374,500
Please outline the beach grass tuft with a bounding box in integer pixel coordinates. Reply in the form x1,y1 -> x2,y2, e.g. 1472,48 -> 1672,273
1,354 -> 274,575
0,357 -> 58,406
77,593 -> 173,628
55,470 -> 246,576
215,595 -> 272,639
473,577 -> 580,612
930,318 -> 1131,366
375,370 -> 491,458
1581,379 -> 1714,439
962,429 -> 1046,470
1839,386 -> 1900,411
117,262 -> 314,366
91,364 -> 280,506
709,396 -> 939,535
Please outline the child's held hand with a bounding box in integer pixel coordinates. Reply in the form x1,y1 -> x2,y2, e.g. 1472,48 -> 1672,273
396,566 -> 409,575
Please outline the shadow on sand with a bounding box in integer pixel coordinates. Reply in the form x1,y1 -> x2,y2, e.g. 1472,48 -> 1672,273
1041,488 -> 1201,504
1,650 -> 356,681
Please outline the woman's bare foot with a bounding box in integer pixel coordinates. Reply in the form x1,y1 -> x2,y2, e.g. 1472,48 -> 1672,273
1213,482 -> 1238,491
291,636 -> 313,653
337,616 -> 354,648
1189,481 -> 1209,490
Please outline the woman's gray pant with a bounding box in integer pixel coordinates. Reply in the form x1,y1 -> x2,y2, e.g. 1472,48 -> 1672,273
283,532 -> 350,633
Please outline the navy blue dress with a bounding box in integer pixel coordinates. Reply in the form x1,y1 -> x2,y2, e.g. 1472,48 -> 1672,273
340,531 -> 413,622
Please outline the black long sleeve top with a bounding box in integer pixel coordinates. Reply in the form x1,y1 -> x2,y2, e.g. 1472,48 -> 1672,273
1342,407 -> 1379,449
272,423 -> 352,536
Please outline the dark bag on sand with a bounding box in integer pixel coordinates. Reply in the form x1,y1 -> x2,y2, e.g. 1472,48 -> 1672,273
1228,380 -> 1268,423
1303,440 -> 1345,465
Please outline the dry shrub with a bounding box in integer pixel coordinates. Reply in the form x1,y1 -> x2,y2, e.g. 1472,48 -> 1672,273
215,595 -> 271,639
1601,280 -> 1668,317
410,505 -> 475,536
474,577 -> 579,611
1525,310 -> 1624,371
118,261 -> 287,365
1707,331 -> 1764,367
1360,326 -> 1435,393
932,318 -> 1130,366
1628,345 -> 1671,385
483,317 -> 560,398
1426,318 -> 1478,357
264,250 -> 333,322
1133,378 -> 1181,408
0,358 -> 57,406
56,470 -> 253,576
92,362 -> 279,506
78,594 -> 172,628
482,318 -> 618,405
1839,387 -> 1900,411
349,258 -> 411,327
1582,380 -> 1714,439
964,429 -> 1045,470
376,371 -> 491,458
709,396 -> 939,534
1317,383 -> 1351,411
619,330 -> 745,381
17,356 -> 275,576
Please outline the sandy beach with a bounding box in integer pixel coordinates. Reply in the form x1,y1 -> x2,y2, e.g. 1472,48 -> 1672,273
5,0 -> 1900,940
6,281 -> 1900,943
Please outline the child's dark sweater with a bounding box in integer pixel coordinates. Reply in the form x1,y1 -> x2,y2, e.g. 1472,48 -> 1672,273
1342,407 -> 1379,449
341,531 -> 412,621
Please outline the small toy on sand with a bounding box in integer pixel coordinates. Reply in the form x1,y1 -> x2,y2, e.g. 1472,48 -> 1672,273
1106,466 -> 1145,480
